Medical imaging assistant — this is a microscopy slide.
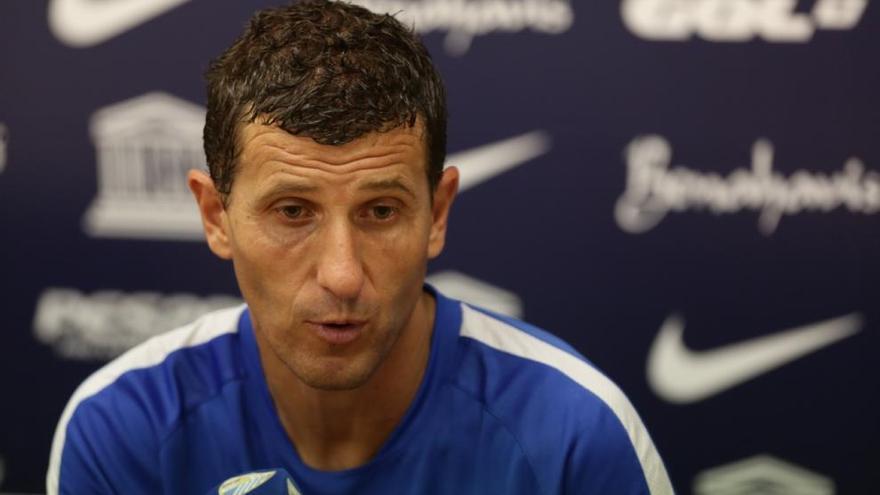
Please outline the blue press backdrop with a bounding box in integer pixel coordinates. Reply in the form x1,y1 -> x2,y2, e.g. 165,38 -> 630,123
1,1 -> 878,493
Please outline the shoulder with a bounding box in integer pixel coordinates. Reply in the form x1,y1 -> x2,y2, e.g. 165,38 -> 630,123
46,305 -> 246,495
449,302 -> 673,495
455,303 -> 628,420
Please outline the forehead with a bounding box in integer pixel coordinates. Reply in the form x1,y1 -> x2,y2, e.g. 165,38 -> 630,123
236,121 -> 428,181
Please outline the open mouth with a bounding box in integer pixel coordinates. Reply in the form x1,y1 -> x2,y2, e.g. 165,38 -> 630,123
307,320 -> 367,345
320,322 -> 361,331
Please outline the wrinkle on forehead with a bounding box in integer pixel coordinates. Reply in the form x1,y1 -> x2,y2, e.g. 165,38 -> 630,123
254,170 -> 419,204
238,122 -> 426,175
258,145 -> 415,175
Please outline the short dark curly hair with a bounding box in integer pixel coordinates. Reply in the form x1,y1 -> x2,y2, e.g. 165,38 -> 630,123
203,0 -> 447,198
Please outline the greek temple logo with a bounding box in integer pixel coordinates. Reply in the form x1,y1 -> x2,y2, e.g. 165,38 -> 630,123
82,92 -> 208,240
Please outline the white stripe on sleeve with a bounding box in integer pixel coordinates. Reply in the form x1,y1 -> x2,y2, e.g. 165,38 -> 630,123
46,305 -> 245,495
459,304 -> 674,495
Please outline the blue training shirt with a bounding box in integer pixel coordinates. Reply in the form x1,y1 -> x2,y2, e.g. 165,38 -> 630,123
47,288 -> 674,494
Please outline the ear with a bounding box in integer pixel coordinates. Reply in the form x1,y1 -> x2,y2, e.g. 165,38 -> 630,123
427,167 -> 459,259
187,170 -> 233,260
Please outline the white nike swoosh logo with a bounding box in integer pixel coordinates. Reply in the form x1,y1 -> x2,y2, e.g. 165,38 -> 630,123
49,0 -> 191,47
647,313 -> 863,404
448,131 -> 552,193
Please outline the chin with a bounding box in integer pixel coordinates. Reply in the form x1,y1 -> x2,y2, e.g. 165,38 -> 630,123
303,376 -> 370,392
294,357 -> 379,391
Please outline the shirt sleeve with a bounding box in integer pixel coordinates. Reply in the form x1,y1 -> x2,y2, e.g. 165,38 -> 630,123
561,400 -> 674,495
47,382 -> 163,495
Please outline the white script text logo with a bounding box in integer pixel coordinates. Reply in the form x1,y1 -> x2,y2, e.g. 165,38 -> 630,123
622,0 -> 868,42
353,0 -> 574,55
615,135 -> 880,235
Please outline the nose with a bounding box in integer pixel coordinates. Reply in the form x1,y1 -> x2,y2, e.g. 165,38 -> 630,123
315,219 -> 365,301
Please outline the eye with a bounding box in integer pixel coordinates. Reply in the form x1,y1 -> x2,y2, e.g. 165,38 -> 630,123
281,205 -> 304,218
371,205 -> 396,220
276,204 -> 311,221
360,203 -> 400,224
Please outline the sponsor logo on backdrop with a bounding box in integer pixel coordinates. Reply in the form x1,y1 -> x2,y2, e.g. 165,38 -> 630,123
647,312 -> 862,404
622,0 -> 868,42
0,123 -> 7,173
49,0 -> 191,47
33,288 -> 242,360
615,135 -> 880,235
82,92 -> 208,240
352,0 -> 574,55
694,455 -> 835,495
427,271 -> 523,317
452,130 -> 551,193
33,274 -> 521,361
48,0 -> 574,54
81,91 -> 550,242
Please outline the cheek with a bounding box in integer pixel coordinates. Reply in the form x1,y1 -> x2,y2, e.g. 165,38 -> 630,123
256,212 -> 315,247
363,223 -> 431,297
229,219 -> 310,314
374,217 -> 431,263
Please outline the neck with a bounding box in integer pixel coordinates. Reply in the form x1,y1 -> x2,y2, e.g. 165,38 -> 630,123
260,291 -> 435,471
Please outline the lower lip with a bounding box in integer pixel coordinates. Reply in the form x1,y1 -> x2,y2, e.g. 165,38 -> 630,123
308,322 -> 365,345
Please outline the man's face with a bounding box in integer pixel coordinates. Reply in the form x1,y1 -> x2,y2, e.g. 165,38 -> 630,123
191,122 -> 456,391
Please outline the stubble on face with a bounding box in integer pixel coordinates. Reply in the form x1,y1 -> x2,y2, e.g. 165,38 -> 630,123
225,122 -> 435,392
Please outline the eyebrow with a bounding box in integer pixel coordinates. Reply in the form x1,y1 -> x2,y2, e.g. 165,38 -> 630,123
259,181 -> 319,200
257,177 -> 416,201
358,178 -> 416,199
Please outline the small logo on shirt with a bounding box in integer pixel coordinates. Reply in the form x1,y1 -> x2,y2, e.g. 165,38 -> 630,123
287,479 -> 303,495
218,470 -> 277,495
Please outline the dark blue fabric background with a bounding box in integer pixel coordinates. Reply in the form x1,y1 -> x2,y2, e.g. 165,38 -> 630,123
1,1 -> 877,492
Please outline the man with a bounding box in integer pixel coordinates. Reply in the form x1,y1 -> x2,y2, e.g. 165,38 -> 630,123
47,1 -> 673,493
